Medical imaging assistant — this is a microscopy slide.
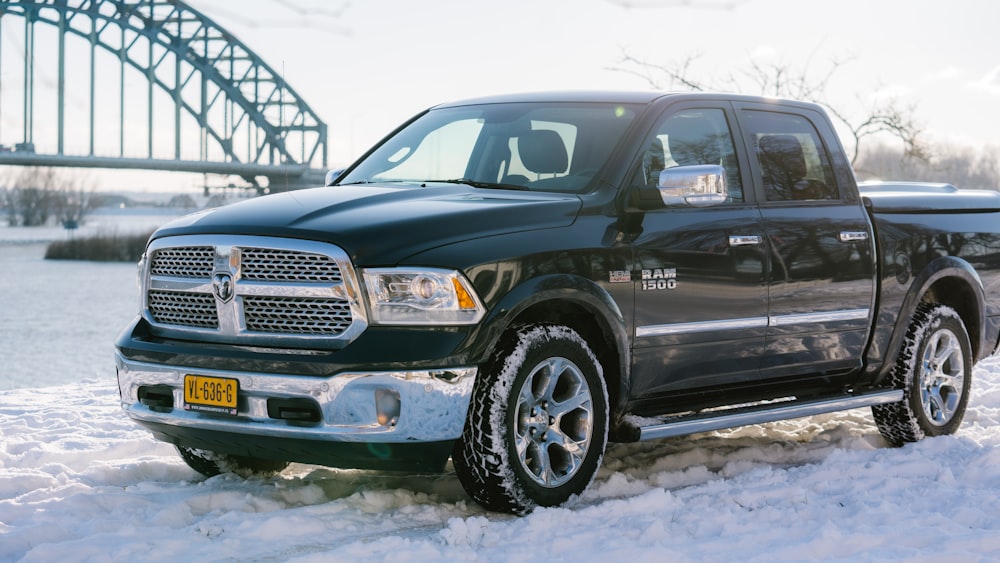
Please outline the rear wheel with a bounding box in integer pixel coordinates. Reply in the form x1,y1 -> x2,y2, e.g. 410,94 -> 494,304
177,446 -> 289,478
452,324 -> 609,514
872,303 -> 972,446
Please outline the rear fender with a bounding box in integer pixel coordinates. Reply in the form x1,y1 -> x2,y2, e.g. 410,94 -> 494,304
872,256 -> 986,385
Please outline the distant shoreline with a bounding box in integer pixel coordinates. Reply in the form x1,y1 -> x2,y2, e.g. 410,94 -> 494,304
0,207 -> 185,246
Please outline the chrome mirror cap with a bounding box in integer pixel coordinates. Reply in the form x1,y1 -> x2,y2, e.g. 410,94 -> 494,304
657,164 -> 727,207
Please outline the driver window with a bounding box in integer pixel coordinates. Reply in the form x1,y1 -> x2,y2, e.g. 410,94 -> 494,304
633,108 -> 744,203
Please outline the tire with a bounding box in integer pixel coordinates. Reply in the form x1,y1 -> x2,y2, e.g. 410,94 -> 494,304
452,324 -> 609,514
872,303 -> 973,446
176,446 -> 289,478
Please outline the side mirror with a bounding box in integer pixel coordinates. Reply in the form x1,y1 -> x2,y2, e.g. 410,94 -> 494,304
656,164 -> 727,207
325,168 -> 345,186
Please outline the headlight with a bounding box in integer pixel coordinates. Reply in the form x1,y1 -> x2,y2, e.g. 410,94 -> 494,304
362,268 -> 485,325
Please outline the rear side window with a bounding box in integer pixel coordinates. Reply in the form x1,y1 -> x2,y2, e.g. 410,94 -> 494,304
742,110 -> 839,201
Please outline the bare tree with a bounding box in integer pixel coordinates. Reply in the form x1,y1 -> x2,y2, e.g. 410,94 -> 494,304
2,167 -> 96,227
610,52 -> 927,165
1,187 -> 12,227
52,180 -> 98,228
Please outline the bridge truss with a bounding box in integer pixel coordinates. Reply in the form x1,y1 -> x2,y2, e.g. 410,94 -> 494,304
0,0 -> 328,189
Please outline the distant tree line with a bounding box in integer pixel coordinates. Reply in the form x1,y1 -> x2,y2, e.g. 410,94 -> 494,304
1,167 -> 97,227
855,143 -> 1000,189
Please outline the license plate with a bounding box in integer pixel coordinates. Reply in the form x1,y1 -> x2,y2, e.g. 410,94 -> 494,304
184,375 -> 239,415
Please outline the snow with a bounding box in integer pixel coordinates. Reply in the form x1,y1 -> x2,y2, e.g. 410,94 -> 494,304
3,223 -> 1000,561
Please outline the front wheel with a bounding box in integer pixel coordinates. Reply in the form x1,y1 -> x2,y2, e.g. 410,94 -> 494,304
177,446 -> 289,478
872,303 -> 973,446
452,324 -> 609,514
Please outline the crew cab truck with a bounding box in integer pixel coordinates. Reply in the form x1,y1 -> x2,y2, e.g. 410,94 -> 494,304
115,91 -> 1000,514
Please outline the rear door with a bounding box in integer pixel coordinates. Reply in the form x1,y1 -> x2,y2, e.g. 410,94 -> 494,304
734,103 -> 877,380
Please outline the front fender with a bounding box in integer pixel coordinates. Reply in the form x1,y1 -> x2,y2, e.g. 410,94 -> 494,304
470,273 -> 632,414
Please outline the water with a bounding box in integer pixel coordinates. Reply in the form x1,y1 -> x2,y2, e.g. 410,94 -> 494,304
0,212 -> 182,390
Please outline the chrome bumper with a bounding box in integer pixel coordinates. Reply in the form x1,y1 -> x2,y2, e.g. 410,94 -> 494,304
115,352 -> 476,444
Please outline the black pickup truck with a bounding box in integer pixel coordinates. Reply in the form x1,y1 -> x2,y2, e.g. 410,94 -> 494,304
115,91 -> 1000,514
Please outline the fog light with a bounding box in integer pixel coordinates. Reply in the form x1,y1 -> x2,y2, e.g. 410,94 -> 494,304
375,388 -> 400,426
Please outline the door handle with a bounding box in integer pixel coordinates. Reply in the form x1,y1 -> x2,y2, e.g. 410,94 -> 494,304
839,231 -> 870,242
729,235 -> 762,247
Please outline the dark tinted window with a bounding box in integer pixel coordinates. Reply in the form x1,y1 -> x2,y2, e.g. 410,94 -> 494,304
742,110 -> 838,201
632,108 -> 744,203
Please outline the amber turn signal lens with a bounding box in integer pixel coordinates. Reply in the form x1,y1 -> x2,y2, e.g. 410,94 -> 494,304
452,277 -> 477,310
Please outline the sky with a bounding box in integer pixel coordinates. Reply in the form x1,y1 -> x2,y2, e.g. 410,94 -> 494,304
0,0 -> 998,192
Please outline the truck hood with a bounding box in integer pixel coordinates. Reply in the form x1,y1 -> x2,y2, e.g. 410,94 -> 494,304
860,181 -> 1000,213
151,183 -> 583,265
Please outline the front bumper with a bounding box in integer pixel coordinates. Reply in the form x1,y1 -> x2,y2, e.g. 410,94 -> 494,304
115,352 -> 476,471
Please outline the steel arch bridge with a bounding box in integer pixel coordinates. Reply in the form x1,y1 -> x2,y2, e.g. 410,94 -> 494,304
0,0 -> 328,190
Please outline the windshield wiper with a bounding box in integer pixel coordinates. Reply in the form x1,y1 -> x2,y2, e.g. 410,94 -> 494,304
337,179 -> 421,186
429,179 -> 531,191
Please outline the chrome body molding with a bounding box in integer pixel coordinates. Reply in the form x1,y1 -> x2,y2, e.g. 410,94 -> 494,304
636,317 -> 768,338
115,353 -> 476,443
636,308 -> 871,338
767,308 -> 871,327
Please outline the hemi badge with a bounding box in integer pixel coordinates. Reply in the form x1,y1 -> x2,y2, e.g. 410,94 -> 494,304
609,270 -> 632,283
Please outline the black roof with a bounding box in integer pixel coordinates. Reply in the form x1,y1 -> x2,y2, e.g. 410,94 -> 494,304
434,90 -> 669,107
433,90 -> 825,113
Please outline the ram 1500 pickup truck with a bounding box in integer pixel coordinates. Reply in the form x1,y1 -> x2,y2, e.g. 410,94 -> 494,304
115,91 -> 1000,514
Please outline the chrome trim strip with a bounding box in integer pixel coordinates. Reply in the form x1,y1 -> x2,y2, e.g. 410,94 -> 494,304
636,317 -> 768,338
768,308 -> 870,327
636,308 -> 870,338
637,390 -> 903,441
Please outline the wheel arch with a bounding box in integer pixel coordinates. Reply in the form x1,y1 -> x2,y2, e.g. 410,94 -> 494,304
471,274 -> 631,420
875,256 -> 987,385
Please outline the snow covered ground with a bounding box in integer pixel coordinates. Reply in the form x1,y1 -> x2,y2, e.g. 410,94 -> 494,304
3,219 -> 1000,561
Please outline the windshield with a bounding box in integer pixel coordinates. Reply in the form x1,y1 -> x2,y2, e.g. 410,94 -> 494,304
338,102 -> 640,193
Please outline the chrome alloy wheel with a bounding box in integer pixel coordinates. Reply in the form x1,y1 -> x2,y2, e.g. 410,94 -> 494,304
918,326 -> 966,426
513,356 -> 594,488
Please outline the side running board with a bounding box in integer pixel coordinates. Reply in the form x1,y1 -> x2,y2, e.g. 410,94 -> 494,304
636,389 -> 903,442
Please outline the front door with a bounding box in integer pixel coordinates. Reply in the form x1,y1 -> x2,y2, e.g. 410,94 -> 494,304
629,104 -> 769,401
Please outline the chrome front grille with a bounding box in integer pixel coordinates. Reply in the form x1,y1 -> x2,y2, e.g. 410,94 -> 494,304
148,290 -> 219,328
149,247 -> 214,278
243,296 -> 353,334
142,235 -> 367,347
241,248 -> 343,283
